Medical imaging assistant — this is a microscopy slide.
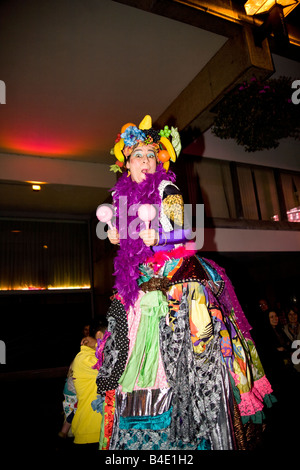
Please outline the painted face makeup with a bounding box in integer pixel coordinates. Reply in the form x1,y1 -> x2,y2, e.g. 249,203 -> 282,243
126,145 -> 157,183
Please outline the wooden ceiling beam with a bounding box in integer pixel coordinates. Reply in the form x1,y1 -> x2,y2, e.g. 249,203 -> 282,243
155,26 -> 274,133
112,0 -> 242,38
113,0 -> 300,58
113,1 -> 298,134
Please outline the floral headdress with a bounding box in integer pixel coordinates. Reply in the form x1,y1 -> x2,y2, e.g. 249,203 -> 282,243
110,115 -> 181,173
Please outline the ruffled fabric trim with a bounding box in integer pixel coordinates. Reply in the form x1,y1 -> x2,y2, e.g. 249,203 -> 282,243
253,375 -> 277,410
145,244 -> 197,274
234,374 -> 276,422
253,375 -> 273,401
241,410 -> 265,425
238,389 -> 265,417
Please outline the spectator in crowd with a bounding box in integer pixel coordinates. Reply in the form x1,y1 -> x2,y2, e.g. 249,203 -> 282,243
274,300 -> 287,327
258,298 -> 269,314
267,310 -> 292,368
284,308 -> 300,342
58,360 -> 77,441
251,307 -> 293,393
57,321 -> 92,442
82,323 -> 90,338
71,319 -> 107,448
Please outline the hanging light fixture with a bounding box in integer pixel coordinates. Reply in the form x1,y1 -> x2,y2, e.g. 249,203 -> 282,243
244,0 -> 299,48
244,0 -> 299,16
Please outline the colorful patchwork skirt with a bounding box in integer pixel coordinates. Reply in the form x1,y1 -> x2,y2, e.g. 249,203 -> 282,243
96,253 -> 276,450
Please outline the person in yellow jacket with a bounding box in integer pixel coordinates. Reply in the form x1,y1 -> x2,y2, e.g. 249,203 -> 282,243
71,319 -> 108,447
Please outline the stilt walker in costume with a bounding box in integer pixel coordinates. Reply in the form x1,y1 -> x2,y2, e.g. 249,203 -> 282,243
95,115 -> 276,450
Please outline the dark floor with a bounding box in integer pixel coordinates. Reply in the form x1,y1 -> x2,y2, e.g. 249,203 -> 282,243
1,365 -> 299,455
0,368 -> 69,452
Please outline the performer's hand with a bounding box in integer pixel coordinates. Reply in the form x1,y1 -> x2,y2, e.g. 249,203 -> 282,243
139,229 -> 158,246
107,227 -> 120,245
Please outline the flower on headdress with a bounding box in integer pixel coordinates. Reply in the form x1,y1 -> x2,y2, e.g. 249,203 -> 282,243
144,134 -> 154,145
121,126 -> 146,147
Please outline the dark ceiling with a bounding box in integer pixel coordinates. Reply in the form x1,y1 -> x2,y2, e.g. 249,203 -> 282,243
0,0 -> 299,217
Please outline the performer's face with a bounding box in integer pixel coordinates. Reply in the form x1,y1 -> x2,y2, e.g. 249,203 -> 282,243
126,144 -> 157,183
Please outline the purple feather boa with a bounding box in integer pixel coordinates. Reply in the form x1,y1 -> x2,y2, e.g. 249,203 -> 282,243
111,164 -> 176,310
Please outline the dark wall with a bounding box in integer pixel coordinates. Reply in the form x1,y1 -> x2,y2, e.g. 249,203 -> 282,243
0,290 -> 93,372
202,250 -> 300,327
